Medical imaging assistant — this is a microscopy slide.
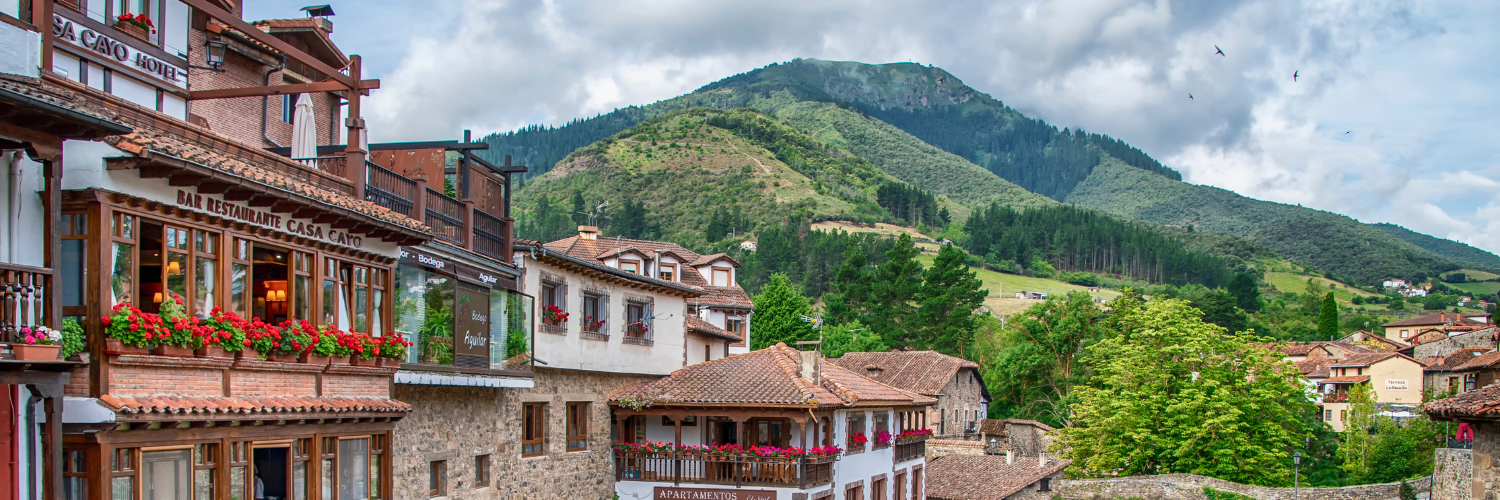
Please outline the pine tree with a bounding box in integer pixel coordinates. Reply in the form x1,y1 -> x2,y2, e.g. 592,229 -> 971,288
570,190 -> 587,227
749,273 -> 816,350
824,247 -> 872,326
1318,292 -> 1339,339
1227,273 -> 1261,312
914,244 -> 987,357
868,234 -> 924,348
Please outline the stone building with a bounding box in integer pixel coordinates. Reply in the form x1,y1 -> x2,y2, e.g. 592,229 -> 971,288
1425,347 -> 1493,395
925,453 -> 1069,500
1424,384 -> 1500,500
830,350 -> 990,438
1410,327 -> 1498,361
979,419 -> 1056,458
1383,312 -> 1487,344
1319,352 -> 1426,431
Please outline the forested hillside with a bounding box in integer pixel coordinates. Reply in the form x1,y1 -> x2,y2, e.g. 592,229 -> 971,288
1373,223 -> 1500,269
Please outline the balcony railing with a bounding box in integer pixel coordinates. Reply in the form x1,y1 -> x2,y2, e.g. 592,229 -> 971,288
0,263 -> 49,344
366,162 -> 416,217
292,156 -> 349,178
424,188 -> 465,245
1323,393 -> 1350,403
615,452 -> 834,489
894,439 -> 926,463
1448,439 -> 1474,450
472,208 -> 508,261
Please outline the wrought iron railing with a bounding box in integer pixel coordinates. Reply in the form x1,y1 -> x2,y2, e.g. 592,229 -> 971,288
423,188 -> 465,244
365,162 -> 416,216
1323,393 -> 1350,403
472,208 -> 507,260
894,439 -> 925,463
1449,439 -> 1474,449
615,452 -> 834,489
291,156 -> 349,178
0,263 -> 49,345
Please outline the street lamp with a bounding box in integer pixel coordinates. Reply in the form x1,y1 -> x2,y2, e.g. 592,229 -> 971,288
1292,452 -> 1302,500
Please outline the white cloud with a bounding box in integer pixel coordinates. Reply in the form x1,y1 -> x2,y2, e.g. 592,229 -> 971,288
281,0 -> 1500,253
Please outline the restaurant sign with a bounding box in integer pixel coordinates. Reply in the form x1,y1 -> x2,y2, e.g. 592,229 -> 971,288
1385,379 -> 1409,391
454,282 -> 491,360
176,190 -> 365,249
654,488 -> 775,500
52,14 -> 188,89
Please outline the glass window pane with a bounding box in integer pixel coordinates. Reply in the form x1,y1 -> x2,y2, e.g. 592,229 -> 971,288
231,263 -> 248,316
296,275 -> 311,321
293,461 -> 307,500
62,239 -> 85,306
368,454 -> 381,500
166,252 -> 188,302
64,477 -> 86,500
194,231 -> 204,252
177,228 -> 189,250
237,239 -> 248,260
505,292 -> 533,370
354,286 -> 368,333
338,280 -> 351,330
395,265 -> 427,364
195,257 -> 216,316
142,449 -> 191,500
338,439 -> 369,500
194,468 -> 214,500
230,465 -> 246,500
111,476 -> 134,500
371,289 -> 383,337
321,458 -> 333,500
489,289 -> 506,370
111,243 -> 134,307
323,280 -> 337,326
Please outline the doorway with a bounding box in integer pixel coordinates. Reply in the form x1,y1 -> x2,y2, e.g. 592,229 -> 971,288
252,245 -> 289,324
714,420 -> 738,445
253,447 -> 289,500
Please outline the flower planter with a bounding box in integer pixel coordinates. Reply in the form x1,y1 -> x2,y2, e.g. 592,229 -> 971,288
300,353 -> 331,366
114,20 -> 150,42
153,345 -> 195,357
12,344 -> 61,361
195,346 -> 231,359
376,357 -> 398,368
105,338 -> 149,355
328,355 -> 350,366
268,352 -> 299,363
350,355 -> 377,366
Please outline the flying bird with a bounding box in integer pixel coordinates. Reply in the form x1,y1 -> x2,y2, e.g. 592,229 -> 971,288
1215,45 -> 1226,57
1345,131 -> 1352,135
1293,70 -> 1299,82
1188,93 -> 1194,100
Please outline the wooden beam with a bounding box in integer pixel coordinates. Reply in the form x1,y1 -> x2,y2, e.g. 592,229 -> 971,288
197,180 -> 233,194
179,0 -> 357,88
167,172 -> 206,187
365,228 -> 390,239
189,80 -> 380,101
292,207 -> 324,220
270,200 -> 304,214
138,165 -> 178,179
223,188 -> 256,202
246,195 -> 278,208
312,213 -> 340,224
331,218 -> 357,230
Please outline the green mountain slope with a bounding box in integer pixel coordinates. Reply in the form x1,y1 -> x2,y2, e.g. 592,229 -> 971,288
1372,223 -> 1500,269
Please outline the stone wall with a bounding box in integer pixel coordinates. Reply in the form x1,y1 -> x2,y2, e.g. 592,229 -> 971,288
1432,448 -> 1473,500
927,439 -> 984,460
1472,422 -> 1500,500
391,367 -> 658,500
1056,473 -> 1431,500
931,368 -> 987,437
1414,329 -> 1498,361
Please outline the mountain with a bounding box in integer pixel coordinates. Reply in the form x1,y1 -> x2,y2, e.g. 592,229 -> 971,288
485,59 -> 1500,285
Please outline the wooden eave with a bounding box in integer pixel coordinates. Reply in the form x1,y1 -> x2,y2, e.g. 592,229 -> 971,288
530,250 -> 702,298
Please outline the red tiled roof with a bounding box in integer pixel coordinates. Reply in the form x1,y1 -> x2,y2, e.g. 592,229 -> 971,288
1455,351 -> 1500,371
689,253 -> 740,267
829,351 -> 981,397
685,315 -> 742,343
978,418 -> 1056,435
1426,384 -> 1500,419
106,131 -> 430,234
100,394 -> 409,419
1427,348 -> 1493,372
1329,352 -> 1410,368
609,343 -> 932,408
1337,331 -> 1408,350
1321,375 -> 1371,384
543,234 -> 752,310
689,286 -> 753,309
1279,343 -> 1322,356
926,454 -> 1070,500
1297,358 -> 1336,378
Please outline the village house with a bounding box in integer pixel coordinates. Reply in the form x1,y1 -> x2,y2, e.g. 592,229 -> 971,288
1408,326 -> 1499,361
829,350 -> 990,438
1423,386 -> 1500,500
924,453 -> 1069,500
1384,278 -> 1409,289
1318,352 -> 1426,431
1383,312 -> 1486,343
1424,347 -> 1493,395
608,342 -> 935,500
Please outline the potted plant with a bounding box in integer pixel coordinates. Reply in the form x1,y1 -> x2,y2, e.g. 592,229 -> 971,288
874,430 -> 893,447
895,428 -> 933,444
628,321 -> 649,337
13,326 -> 63,361
114,12 -> 155,41
541,304 -> 568,326
102,303 -> 153,355
153,294 -> 197,357
244,318 -> 289,361
58,318 -> 86,361
375,331 -> 411,367
348,332 -> 380,366
196,308 -> 246,359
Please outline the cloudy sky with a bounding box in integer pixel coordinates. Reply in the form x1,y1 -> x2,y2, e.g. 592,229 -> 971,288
250,0 -> 1500,253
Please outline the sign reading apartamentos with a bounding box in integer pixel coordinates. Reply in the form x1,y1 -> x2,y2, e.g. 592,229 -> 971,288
654,487 -> 775,500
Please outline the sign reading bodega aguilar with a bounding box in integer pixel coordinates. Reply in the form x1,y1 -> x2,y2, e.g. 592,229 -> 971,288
176,190 -> 364,249
654,488 -> 775,500
453,282 -> 491,361
52,13 -> 188,89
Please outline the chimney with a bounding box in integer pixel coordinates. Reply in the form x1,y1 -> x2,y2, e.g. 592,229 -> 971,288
795,341 -> 822,384
1039,451 -> 1048,467
1006,451 -> 1013,465
578,225 -> 600,241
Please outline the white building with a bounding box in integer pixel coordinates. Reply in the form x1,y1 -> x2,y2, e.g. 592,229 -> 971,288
1384,278 -> 1409,289
609,343 -> 936,500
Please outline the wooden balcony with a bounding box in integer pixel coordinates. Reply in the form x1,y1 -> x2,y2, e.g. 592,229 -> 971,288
615,452 -> 834,489
894,439 -> 926,463
0,263 -> 50,344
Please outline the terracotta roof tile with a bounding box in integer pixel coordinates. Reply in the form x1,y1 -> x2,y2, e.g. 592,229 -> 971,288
0,75 -> 118,121
99,394 -> 409,419
1427,384 -> 1500,419
1455,351 -> 1500,371
1329,352 -> 1409,368
1297,358 -> 1336,378
685,315 -> 742,343
926,454 -> 1070,500
829,351 -> 982,397
1321,375 -> 1371,384
105,131 -> 430,234
542,233 -> 753,309
1278,343 -> 1322,356
689,253 -> 740,267
1427,348 -> 1493,372
689,286 -> 752,309
609,343 -> 932,408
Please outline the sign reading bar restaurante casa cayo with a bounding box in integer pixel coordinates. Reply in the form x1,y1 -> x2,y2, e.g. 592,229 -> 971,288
654,487 -> 775,500
175,190 -> 365,249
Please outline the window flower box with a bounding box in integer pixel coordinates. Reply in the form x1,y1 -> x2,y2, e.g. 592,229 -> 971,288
114,13 -> 154,42
13,343 -> 61,361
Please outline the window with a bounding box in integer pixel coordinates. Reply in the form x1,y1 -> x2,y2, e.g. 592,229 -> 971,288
626,301 -> 649,339
338,438 -> 370,500
1039,477 -> 1052,492
1324,410 -> 1332,421
428,460 -> 446,497
395,265 -> 455,364
474,455 -> 490,487
705,344 -> 711,362
283,94 -> 296,124
872,478 -> 887,500
227,442 -> 248,500
193,443 -> 217,500
911,468 -> 921,499
141,448 -> 191,499
1340,410 -> 1347,421
60,213 -> 87,310
581,291 -> 606,339
294,252 -> 313,322
712,268 -> 731,287
895,472 -> 906,500
566,402 -> 589,451
1400,329 -> 1409,338
110,447 -> 137,499
1451,377 -> 1460,393
539,277 -> 567,335
873,412 -> 890,448
726,317 -> 745,335
1467,374 -> 1479,392
847,413 -> 867,453
845,483 -> 864,500
63,448 -> 87,500
620,259 -> 640,275
659,264 -> 676,282
523,403 -> 547,457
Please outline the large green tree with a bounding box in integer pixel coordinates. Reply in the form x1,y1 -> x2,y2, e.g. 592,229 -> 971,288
1058,299 -> 1313,486
1190,289 -> 1249,333
1318,292 -> 1339,339
820,321 -> 887,358
867,233 -> 924,347
824,247 -> 873,326
975,291 -> 1109,427
1227,273 -> 1261,312
912,244 -> 988,356
749,273 -> 816,350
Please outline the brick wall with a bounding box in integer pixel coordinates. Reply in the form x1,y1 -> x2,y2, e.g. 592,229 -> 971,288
102,355 -> 394,399
1057,473 -> 1431,500
63,366 -> 89,397
390,367 -> 658,500
1433,447 -> 1472,500
227,365 -> 318,396
185,30 -> 345,150
322,367 -> 394,397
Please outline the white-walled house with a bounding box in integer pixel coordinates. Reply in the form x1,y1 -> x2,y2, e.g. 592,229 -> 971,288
543,226 -> 755,354
609,343 -> 936,500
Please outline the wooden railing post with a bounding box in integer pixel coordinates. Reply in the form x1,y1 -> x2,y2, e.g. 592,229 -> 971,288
344,55 -> 368,202
412,176 -> 429,229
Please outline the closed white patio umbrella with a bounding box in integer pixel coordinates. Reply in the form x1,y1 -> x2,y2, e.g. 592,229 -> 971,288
290,93 -> 318,167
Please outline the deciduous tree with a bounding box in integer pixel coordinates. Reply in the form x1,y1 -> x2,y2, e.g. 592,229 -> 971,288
749,273 -> 816,350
